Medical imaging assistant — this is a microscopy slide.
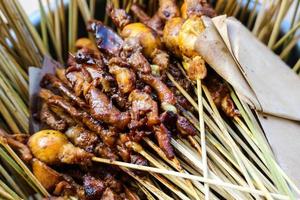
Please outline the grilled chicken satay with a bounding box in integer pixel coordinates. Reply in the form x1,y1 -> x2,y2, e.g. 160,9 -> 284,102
108,57 -> 136,94
39,89 -> 118,147
28,130 -> 93,165
106,5 -> 170,73
205,75 -> 240,118
85,84 -> 131,130
40,103 -> 67,131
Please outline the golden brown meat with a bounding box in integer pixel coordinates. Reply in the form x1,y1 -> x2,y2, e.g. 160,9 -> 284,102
121,37 -> 151,74
83,175 -> 105,200
107,6 -> 170,72
154,124 -> 174,159
32,158 -> 63,191
56,68 -> 72,88
28,130 -> 93,165
39,89 -> 118,147
176,116 -> 197,137
128,89 -> 160,128
163,15 -> 207,80
141,74 -> 176,109
95,142 -> 119,160
85,85 -> 130,130
121,23 -> 161,59
87,20 -> 123,57
65,126 -> 99,153
108,58 -> 136,94
42,73 -> 88,108
206,76 -> 239,118
40,103 -> 67,131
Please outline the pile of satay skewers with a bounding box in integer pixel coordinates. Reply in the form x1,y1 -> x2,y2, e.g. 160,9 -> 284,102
0,0 -> 299,200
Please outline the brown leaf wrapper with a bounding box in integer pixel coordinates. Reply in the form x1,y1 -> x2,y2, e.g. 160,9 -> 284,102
195,15 -> 300,186
211,15 -> 300,121
29,56 -> 62,134
257,113 -> 300,186
195,16 -> 261,109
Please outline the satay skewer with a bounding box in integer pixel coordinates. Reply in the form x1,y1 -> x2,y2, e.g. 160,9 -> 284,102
92,157 -> 289,200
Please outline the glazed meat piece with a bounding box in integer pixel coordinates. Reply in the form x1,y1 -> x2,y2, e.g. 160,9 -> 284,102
40,103 -> 67,131
56,68 -> 72,88
85,85 -> 131,130
103,174 -> 123,193
205,75 -> 239,118
39,89 -> 118,146
121,37 -> 151,74
87,20 -> 123,57
116,134 -> 132,162
41,73 -> 88,108
163,17 -> 185,57
154,124 -> 174,159
65,69 -> 89,97
176,115 -> 197,137
0,128 -> 32,163
65,126 -> 99,153
49,105 -> 77,126
108,58 -> 136,94
130,154 -> 148,166
128,89 -> 160,128
95,142 -> 119,160
32,159 -> 63,191
28,130 -> 93,165
141,74 -> 176,106
83,175 -> 105,200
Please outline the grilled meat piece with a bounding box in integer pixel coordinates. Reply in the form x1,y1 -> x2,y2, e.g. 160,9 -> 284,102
121,37 -> 151,74
154,124 -> 174,159
95,142 -> 119,160
129,89 -> 160,128
40,103 -> 67,131
87,20 -> 123,57
158,0 -> 180,21
32,159 -> 63,191
176,115 -> 197,137
83,175 -> 105,200
41,73 -> 87,108
85,85 -> 131,130
28,130 -> 93,165
108,58 -> 136,94
130,4 -> 164,35
141,74 -> 176,106
39,89 -> 118,147
65,126 -> 99,153
106,3 -> 132,29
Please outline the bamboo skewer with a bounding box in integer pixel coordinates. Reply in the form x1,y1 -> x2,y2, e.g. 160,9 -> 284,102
92,157 -> 289,199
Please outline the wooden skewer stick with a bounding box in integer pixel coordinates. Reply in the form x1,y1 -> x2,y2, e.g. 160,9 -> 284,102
91,157 -> 289,200
196,79 -> 209,200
